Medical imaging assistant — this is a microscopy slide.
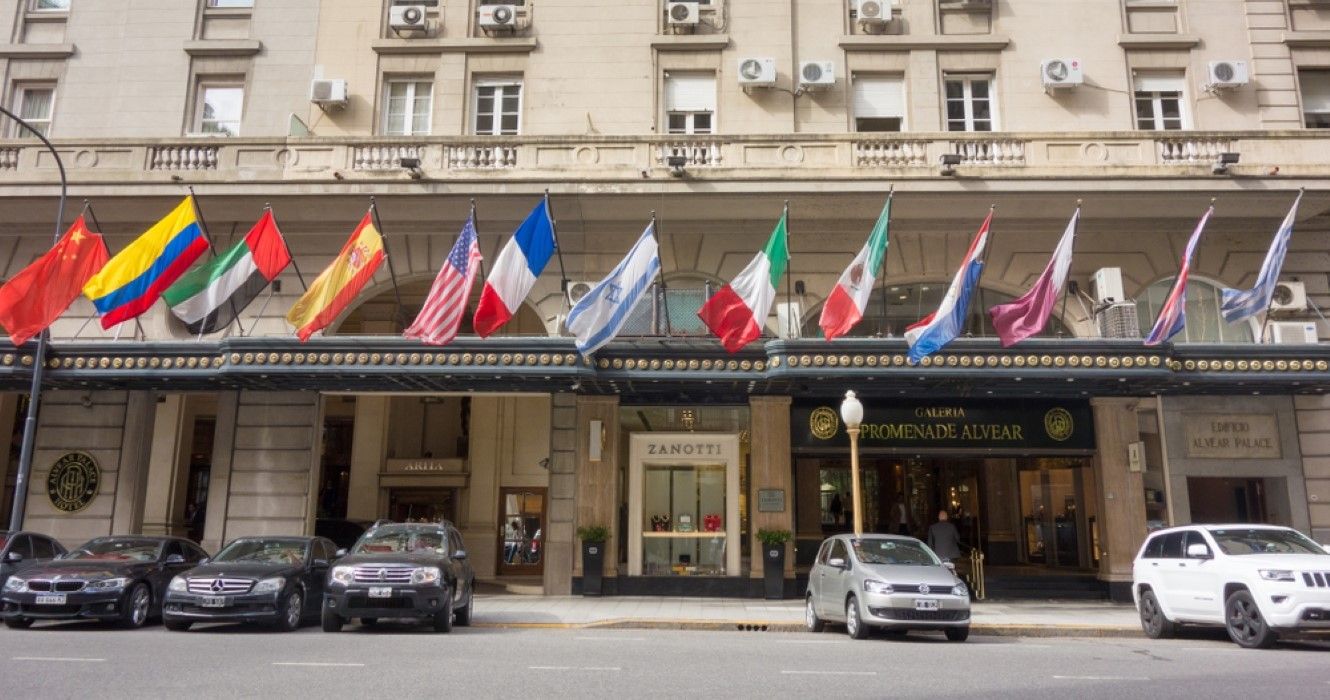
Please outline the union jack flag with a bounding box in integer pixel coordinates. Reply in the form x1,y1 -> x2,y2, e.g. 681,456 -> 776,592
1145,206 -> 1214,346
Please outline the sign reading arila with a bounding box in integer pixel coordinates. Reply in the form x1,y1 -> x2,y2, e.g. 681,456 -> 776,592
47,452 -> 100,513
1183,414 -> 1281,459
791,399 -> 1095,452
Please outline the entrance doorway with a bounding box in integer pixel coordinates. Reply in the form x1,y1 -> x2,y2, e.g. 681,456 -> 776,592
1018,461 -> 1088,568
1187,477 -> 1269,524
387,488 -> 456,523
497,488 -> 546,575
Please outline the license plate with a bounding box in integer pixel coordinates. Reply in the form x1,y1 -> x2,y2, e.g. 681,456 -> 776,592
34,594 -> 66,605
200,596 -> 229,608
368,587 -> 393,599
914,599 -> 939,611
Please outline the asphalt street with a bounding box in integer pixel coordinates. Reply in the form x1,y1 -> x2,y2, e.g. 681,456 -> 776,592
1,621 -> 1328,699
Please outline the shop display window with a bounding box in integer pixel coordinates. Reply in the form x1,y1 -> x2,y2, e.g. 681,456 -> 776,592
641,463 -> 726,576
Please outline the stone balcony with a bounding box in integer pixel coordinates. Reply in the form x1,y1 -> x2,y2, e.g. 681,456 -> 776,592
0,130 -> 1320,192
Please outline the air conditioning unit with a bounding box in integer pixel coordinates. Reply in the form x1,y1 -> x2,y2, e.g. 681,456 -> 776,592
1040,58 -> 1083,89
1266,320 -> 1319,344
1091,267 -> 1126,304
1096,302 -> 1141,339
776,302 -> 803,339
855,0 -> 898,26
799,61 -> 836,90
389,4 -> 428,32
479,4 -> 519,30
737,57 -> 777,88
1207,60 -> 1249,90
565,280 -> 596,307
666,2 -> 700,27
309,79 -> 348,109
1269,280 -> 1308,313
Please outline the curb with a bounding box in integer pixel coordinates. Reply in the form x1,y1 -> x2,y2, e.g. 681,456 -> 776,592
473,619 -> 1143,638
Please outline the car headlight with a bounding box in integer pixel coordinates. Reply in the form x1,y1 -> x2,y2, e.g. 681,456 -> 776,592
952,583 -> 969,597
1258,569 -> 1296,582
330,565 -> 354,586
4,577 -> 27,593
411,567 -> 441,585
253,577 -> 284,594
86,577 -> 129,591
169,576 -> 188,592
863,579 -> 894,595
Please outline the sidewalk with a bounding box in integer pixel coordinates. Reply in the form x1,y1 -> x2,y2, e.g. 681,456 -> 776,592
471,595 -> 1143,637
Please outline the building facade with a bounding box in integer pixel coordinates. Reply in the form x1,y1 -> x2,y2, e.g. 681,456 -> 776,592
1,0 -> 1329,599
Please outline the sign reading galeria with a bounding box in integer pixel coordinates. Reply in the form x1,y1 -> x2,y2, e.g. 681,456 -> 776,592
47,452 -> 101,513
792,399 -> 1095,452
1183,414 -> 1281,459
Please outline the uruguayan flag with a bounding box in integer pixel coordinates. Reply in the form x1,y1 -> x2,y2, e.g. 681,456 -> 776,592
566,224 -> 661,356
1220,192 -> 1302,325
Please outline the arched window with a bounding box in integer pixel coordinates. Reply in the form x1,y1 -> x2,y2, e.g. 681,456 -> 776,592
800,283 -> 1070,339
1133,277 -> 1256,343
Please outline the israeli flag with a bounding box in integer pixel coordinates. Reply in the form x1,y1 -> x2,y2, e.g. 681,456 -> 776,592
566,224 -> 661,356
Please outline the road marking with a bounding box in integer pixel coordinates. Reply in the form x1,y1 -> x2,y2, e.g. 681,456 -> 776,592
11,657 -> 105,663
574,636 -> 645,641
776,639 -> 846,645
1052,675 -> 1150,682
781,670 -> 878,676
528,666 -> 621,672
272,662 -> 365,668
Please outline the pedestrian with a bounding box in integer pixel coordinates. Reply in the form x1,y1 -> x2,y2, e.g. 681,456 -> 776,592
829,492 -> 843,526
842,492 -> 853,527
927,509 -> 963,563
894,500 -> 910,536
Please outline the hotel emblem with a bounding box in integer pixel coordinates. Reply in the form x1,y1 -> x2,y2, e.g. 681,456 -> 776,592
46,452 -> 101,513
809,407 -> 839,440
1044,408 -> 1074,442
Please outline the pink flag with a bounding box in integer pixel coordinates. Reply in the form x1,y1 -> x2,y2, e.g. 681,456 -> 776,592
988,209 -> 1079,347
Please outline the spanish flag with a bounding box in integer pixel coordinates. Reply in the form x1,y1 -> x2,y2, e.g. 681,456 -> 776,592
286,213 -> 384,341
83,197 -> 209,329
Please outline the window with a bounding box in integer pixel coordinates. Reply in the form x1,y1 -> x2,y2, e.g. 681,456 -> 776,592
1158,532 -> 1185,559
473,80 -> 521,135
30,536 -> 55,560
1134,276 -> 1256,344
31,0 -> 70,11
853,75 -> 905,132
664,72 -> 715,135
1142,534 -> 1166,559
1133,72 -> 1186,130
382,79 -> 432,136
1299,70 -> 1330,128
206,0 -> 253,7
828,539 -> 849,564
9,536 -> 33,559
193,82 -> 244,136
943,74 -> 994,132
13,84 -> 55,138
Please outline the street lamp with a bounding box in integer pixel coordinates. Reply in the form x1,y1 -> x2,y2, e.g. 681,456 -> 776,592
840,390 -> 864,537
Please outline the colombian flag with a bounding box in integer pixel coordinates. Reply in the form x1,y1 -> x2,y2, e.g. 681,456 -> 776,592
82,197 -> 209,329
285,213 -> 384,341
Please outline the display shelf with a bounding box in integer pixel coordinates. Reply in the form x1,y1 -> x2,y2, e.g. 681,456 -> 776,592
642,531 -> 726,539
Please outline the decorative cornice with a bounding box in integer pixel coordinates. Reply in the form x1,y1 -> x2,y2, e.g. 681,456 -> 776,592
1117,34 -> 1201,50
0,43 -> 75,59
1283,31 -> 1330,48
839,34 -> 1010,52
371,37 -> 538,55
183,39 -> 262,57
650,35 -> 731,51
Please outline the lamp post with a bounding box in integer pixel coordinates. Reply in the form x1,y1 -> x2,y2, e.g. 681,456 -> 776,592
840,390 -> 864,537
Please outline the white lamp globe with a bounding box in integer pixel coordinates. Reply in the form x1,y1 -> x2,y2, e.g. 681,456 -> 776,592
840,390 -> 863,429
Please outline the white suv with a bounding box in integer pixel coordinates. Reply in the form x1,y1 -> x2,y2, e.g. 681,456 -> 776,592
1132,524 -> 1330,648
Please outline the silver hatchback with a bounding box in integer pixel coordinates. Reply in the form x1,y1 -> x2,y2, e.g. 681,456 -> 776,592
805,534 -> 971,641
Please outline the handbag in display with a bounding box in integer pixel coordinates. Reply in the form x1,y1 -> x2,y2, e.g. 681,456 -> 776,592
651,514 -> 671,532
676,514 -> 695,532
703,514 -> 722,532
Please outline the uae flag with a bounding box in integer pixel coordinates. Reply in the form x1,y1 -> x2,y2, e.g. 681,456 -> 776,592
697,212 -> 789,353
163,210 -> 290,335
819,197 -> 891,340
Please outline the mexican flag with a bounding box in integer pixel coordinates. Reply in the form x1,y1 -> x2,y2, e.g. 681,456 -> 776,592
163,210 -> 290,335
819,197 -> 891,340
697,212 -> 789,353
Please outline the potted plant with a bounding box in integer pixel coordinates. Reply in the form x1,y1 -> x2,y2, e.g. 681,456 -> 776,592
577,525 -> 610,597
757,528 -> 792,600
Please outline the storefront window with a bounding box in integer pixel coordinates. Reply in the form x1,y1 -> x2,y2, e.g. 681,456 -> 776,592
642,464 -> 727,575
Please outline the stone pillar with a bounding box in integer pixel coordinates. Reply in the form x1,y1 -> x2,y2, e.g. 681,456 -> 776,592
346,395 -> 388,522
0,393 -> 19,523
982,458 -> 1021,565
1296,395 -> 1330,543
749,396 -> 794,578
109,391 -> 155,536
543,393 -> 579,595
141,394 -> 191,536
573,395 -> 619,585
1091,398 -> 1148,594
463,397 -> 503,580
202,392 -> 238,553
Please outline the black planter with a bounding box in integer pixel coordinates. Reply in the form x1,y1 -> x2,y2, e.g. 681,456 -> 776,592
762,543 -> 786,600
581,540 -> 606,596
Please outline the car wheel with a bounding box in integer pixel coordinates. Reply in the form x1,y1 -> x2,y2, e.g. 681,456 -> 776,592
1225,589 -> 1277,649
164,619 -> 193,632
119,583 -> 151,629
321,605 -> 343,633
432,586 -> 454,633
4,617 -> 33,629
275,590 -> 302,632
1138,589 -> 1175,639
805,595 -> 825,633
454,588 -> 473,627
945,626 -> 970,642
361,618 -> 378,627
845,596 -> 870,640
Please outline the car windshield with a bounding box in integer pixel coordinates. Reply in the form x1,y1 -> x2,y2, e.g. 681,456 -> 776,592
1210,528 -> 1327,556
213,539 -> 308,565
353,528 -> 444,555
853,538 -> 940,566
66,539 -> 162,562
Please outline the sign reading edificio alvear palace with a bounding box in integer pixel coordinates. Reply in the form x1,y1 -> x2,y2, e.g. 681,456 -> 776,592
791,399 -> 1095,452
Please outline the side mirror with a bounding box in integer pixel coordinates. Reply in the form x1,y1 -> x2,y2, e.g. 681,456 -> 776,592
335,548 -> 348,558
1186,543 -> 1212,559
942,561 -> 956,571
4,551 -> 22,564
453,549 -> 468,560
165,554 -> 186,564
827,557 -> 846,569
198,557 -> 209,565
312,559 -> 329,568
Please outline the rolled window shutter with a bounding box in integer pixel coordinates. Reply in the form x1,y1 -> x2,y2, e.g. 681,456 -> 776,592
853,77 -> 905,118
1134,73 -> 1184,94
666,74 -> 716,112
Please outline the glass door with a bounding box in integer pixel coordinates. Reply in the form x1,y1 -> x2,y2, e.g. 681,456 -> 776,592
497,488 -> 546,576
388,487 -> 456,524
1019,462 -> 1083,567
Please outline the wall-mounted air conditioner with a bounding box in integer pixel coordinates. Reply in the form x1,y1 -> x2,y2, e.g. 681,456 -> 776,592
1266,321 -> 1319,344
1041,58 -> 1083,90
1269,280 -> 1308,313
667,2 -> 700,28
1206,60 -> 1249,90
854,0 -> 898,27
310,79 -> 348,109
1091,267 -> 1125,304
479,4 -> 519,31
799,61 -> 835,91
566,280 -> 596,307
389,5 -> 429,32
737,57 -> 778,89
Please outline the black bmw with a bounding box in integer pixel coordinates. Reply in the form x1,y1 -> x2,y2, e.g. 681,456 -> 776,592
1,536 -> 207,629
163,536 -> 339,632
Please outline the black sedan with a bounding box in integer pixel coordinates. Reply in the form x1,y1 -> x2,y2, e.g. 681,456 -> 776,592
1,531 -> 66,592
1,536 -> 207,629
163,536 -> 339,632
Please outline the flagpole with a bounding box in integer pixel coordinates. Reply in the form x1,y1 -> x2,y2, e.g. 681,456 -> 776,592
369,197 -> 407,332
265,203 -> 308,292
1056,201 -> 1081,339
784,200 -> 792,342
187,187 -> 247,337
650,210 -> 672,336
1257,188 -> 1304,344
545,190 -> 571,315
877,186 -> 894,337
470,198 -> 488,282
2,106 -> 66,532
972,203 -> 997,338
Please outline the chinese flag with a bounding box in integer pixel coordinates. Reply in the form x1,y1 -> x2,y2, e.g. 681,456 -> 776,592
0,216 -> 110,346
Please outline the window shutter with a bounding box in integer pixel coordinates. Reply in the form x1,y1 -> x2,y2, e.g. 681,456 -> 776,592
853,77 -> 904,118
1301,72 -> 1330,113
666,73 -> 716,112
1134,73 -> 1184,94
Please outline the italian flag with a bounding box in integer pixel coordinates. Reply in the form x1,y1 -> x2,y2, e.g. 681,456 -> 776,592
819,197 -> 891,340
163,210 -> 290,335
697,212 -> 789,353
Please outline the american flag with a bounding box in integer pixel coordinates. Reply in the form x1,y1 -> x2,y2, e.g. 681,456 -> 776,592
1145,206 -> 1213,346
405,216 -> 483,345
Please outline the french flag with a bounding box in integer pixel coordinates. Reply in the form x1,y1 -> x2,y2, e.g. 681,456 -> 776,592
905,211 -> 992,364
472,199 -> 557,338
1145,205 -> 1214,346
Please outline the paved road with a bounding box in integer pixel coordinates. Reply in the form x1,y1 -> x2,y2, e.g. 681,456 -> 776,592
1,621 -> 1327,699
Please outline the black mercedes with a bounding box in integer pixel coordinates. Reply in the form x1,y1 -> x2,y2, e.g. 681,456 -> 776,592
163,535 -> 339,632
1,536 -> 207,629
